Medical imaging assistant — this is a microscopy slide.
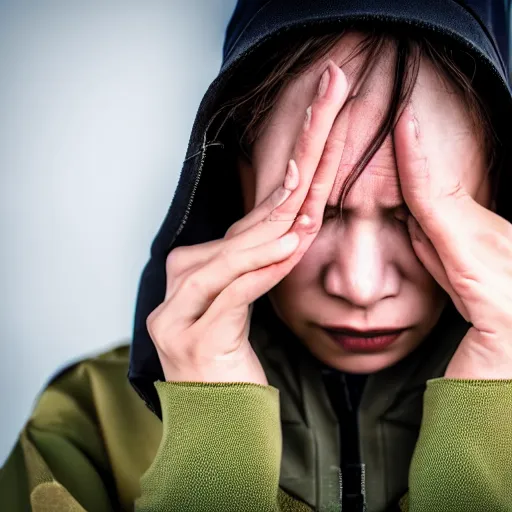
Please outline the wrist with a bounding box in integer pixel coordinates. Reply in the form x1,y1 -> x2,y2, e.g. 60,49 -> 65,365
161,346 -> 269,385
445,329 -> 512,379
444,360 -> 512,380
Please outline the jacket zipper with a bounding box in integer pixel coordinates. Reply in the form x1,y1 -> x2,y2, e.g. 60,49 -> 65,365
340,374 -> 367,512
169,140 -> 208,249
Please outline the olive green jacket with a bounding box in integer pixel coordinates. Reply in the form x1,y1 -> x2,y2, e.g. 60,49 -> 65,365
1,316 -> 512,511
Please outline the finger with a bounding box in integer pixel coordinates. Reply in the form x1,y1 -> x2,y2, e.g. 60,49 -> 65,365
229,62 -> 349,242
167,157 -> 301,284
394,104 -> 472,256
220,65 -> 350,253
225,158 -> 300,239
165,158 -> 298,279
164,239 -> 232,303
164,63 -> 349,307
166,231 -> 301,318
276,61 -> 349,220
298,95 -> 351,231
201,225 -> 313,320
164,158 -> 300,297
408,216 -> 470,321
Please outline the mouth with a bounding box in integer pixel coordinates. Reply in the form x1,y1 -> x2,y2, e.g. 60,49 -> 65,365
322,326 -> 408,353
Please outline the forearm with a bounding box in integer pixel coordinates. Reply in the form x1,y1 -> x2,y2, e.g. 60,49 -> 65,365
406,378 -> 512,511
136,381 -> 311,512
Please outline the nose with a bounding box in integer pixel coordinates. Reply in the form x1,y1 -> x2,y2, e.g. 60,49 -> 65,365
323,223 -> 399,308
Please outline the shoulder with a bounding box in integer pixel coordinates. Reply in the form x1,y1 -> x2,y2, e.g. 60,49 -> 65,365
45,341 -> 132,386
24,341 -> 162,508
1,343 -> 162,510
31,341 -> 159,433
34,342 -> 132,419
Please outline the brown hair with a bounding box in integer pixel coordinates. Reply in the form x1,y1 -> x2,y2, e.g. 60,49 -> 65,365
214,26 -> 497,208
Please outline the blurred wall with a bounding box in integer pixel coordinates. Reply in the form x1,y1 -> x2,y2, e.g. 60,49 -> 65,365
0,0 -> 237,464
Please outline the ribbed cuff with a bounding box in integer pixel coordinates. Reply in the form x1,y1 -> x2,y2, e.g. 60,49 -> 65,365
137,381 -> 282,512
408,378 -> 512,511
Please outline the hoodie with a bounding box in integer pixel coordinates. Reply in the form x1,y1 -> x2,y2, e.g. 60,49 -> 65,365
1,1 -> 512,512
129,0 -> 512,417
126,0 -> 512,510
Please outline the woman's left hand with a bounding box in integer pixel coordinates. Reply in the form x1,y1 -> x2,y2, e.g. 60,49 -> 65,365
394,105 -> 512,380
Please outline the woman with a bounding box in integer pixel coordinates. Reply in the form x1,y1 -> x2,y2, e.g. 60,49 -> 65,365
1,1 -> 511,511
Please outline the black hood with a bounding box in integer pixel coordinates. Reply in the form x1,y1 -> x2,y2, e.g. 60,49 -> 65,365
129,0 -> 512,416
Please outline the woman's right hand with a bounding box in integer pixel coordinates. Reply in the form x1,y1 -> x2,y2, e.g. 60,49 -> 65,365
146,60 -> 349,385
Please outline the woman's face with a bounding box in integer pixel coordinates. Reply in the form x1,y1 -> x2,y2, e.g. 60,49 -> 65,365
238,32 -> 491,374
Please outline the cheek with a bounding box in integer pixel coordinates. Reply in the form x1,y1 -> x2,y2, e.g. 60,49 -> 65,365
268,232 -> 330,314
278,233 -> 331,290
269,248 -> 320,314
237,157 -> 256,213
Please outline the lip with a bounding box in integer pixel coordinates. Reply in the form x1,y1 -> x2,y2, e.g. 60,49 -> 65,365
322,326 -> 408,353
322,325 -> 407,337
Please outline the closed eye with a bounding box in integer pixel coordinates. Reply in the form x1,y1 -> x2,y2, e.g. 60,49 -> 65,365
322,204 -> 341,222
391,204 -> 410,224
322,204 -> 411,224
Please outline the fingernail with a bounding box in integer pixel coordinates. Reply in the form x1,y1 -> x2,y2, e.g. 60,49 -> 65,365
275,188 -> 292,208
280,232 -> 300,251
317,64 -> 331,98
284,159 -> 299,190
304,106 -> 312,130
297,214 -> 312,227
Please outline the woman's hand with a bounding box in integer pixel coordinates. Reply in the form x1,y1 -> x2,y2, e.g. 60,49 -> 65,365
394,105 -> 512,380
147,61 -> 349,385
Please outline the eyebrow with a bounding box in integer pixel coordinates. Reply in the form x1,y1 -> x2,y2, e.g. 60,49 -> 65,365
323,201 -> 408,218
327,184 -> 405,212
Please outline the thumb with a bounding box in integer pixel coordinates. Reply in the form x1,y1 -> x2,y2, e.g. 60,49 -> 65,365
395,104 -> 472,255
408,215 -> 470,322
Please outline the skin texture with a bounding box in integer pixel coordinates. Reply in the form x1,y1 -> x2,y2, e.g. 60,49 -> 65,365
238,31 -> 492,375
151,30 -> 511,385
149,61 -> 351,384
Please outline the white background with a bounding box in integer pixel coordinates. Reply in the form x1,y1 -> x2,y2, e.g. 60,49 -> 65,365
0,0 -> 237,464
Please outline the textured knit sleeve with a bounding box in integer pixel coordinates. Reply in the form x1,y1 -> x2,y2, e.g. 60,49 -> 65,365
135,381 -> 313,512
402,378 -> 512,512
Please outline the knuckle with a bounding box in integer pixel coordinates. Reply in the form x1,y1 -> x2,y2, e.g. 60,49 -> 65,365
219,247 -> 238,273
225,223 -> 240,240
301,216 -> 321,234
166,247 -> 187,275
454,270 -> 479,295
268,207 -> 296,223
146,307 -> 166,342
182,274 -> 203,294
228,280 -> 247,304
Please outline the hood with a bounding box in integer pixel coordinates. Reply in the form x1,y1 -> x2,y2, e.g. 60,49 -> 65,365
129,0 -> 512,417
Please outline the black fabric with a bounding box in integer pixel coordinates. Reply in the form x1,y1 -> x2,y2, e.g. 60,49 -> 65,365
128,0 -> 512,419
322,368 -> 368,511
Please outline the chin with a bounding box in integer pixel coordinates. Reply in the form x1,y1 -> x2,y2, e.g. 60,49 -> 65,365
320,352 -> 404,374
